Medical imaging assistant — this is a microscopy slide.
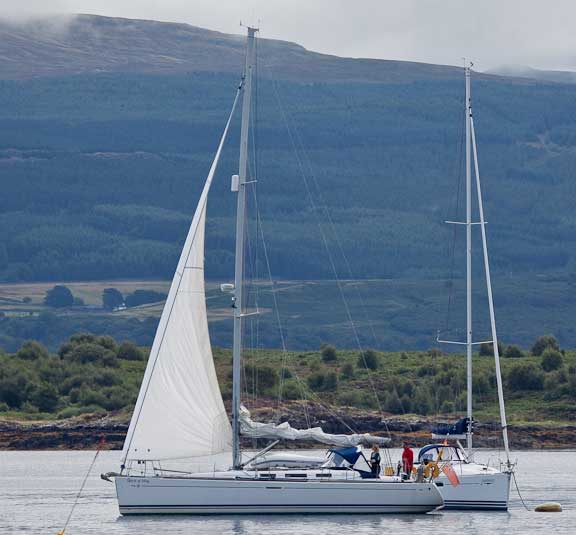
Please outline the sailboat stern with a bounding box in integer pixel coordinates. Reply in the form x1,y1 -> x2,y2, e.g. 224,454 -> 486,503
438,468 -> 511,510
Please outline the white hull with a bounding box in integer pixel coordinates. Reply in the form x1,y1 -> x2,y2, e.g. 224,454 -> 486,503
437,468 -> 511,510
115,474 -> 444,515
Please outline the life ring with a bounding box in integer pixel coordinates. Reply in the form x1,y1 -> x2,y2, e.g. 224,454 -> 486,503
423,462 -> 440,479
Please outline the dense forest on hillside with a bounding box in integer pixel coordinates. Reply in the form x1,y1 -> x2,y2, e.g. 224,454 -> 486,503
2,15 -> 576,349
0,334 -> 574,426
1,68 -> 576,284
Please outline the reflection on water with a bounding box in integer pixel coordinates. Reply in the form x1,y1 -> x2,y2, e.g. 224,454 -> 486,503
114,513 -> 441,535
0,449 -> 574,534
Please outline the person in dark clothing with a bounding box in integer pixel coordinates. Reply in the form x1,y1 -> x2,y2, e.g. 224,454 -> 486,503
370,445 -> 381,476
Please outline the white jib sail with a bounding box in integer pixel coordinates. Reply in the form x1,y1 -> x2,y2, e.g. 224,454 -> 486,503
121,90 -> 240,464
239,406 -> 390,447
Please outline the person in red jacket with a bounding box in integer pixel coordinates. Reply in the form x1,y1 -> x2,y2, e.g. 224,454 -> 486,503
401,442 -> 414,477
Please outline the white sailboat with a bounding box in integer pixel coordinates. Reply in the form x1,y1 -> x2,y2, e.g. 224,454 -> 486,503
103,27 -> 444,515
423,63 -> 514,510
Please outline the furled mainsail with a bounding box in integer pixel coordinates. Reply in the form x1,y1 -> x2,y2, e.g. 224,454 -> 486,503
120,90 -> 240,463
239,406 -> 390,447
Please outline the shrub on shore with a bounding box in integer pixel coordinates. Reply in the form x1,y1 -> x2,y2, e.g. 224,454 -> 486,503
0,333 -> 575,423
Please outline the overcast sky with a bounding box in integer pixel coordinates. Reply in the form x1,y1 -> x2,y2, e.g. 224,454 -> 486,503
3,1 -> 576,71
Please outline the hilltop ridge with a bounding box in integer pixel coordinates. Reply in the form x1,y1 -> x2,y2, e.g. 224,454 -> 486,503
0,13 -> 472,82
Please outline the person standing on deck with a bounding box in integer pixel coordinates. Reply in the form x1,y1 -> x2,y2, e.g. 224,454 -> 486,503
402,442 -> 414,477
370,445 -> 381,477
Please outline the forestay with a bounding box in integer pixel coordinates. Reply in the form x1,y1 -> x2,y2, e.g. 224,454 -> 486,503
240,406 -> 390,447
120,90 -> 240,464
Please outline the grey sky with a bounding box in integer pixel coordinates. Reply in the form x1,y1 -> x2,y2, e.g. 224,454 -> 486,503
3,1 -> 576,71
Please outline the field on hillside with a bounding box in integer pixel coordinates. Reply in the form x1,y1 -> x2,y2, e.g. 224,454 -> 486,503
0,276 -> 575,353
0,280 -> 169,311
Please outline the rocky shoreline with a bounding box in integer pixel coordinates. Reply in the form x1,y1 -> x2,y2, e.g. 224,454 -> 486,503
1,405 -> 575,450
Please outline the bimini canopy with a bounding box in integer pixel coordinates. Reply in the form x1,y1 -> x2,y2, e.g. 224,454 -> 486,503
328,446 -> 374,478
330,447 -> 362,465
239,406 -> 390,448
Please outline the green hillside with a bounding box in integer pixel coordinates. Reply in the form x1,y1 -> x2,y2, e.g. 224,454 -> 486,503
1,334 -> 574,427
1,15 -> 576,348
2,70 -> 576,282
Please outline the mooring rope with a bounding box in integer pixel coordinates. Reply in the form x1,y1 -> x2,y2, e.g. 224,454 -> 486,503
512,470 -> 531,512
57,437 -> 105,535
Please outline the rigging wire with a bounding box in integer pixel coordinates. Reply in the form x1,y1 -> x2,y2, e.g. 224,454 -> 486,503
283,87 -> 381,347
251,184 -> 325,431
292,83 -> 474,431
241,35 -> 367,435
243,33 -> 312,429
241,32 -> 262,408
274,82 -> 424,433
429,84 -> 467,424
252,181 -> 362,432
280,90 -> 379,343
250,33 -> 261,374
243,199 -> 259,405
265,64 -> 392,442
443,88 -> 467,341
250,206 -> 376,433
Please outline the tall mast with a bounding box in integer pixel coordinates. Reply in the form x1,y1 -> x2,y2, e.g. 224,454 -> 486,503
232,26 -> 257,469
465,64 -> 473,456
469,79 -> 511,465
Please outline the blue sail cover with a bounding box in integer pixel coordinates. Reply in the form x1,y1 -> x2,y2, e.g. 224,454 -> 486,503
330,447 -> 361,465
432,417 -> 471,436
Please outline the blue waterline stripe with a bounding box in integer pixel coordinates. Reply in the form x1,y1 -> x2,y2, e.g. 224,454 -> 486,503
444,500 -> 506,505
121,504 -> 432,509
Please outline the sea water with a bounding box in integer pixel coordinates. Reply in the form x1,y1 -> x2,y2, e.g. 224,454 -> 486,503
0,449 -> 574,534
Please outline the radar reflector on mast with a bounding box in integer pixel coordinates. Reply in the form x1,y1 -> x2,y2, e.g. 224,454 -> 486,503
220,283 -> 235,293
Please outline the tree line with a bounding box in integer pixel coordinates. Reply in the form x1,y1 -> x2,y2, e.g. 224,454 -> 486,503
0,333 -> 573,422
42,285 -> 166,309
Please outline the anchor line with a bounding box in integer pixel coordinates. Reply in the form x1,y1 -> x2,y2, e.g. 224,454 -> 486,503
57,436 -> 106,535
512,470 -> 530,511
